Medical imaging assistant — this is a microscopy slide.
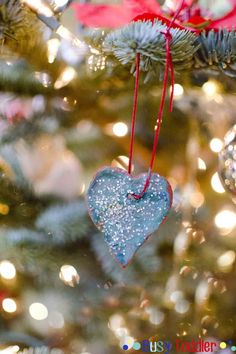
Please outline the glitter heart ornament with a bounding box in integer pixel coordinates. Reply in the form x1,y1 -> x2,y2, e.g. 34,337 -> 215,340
87,167 -> 172,267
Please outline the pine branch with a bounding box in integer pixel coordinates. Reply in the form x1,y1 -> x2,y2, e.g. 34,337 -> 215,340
0,116 -> 56,146
0,61 -> 52,95
35,201 -> 91,244
0,331 -> 43,347
103,20 -> 199,74
0,229 -> 84,285
0,144 -> 32,189
0,1 -> 51,70
194,29 -> 236,77
0,2 -> 66,88
85,24 -> 236,78
0,0 -> 38,43
0,169 -> 42,227
0,228 -> 49,249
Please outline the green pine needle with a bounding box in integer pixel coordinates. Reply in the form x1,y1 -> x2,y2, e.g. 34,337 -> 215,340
85,24 -> 236,78
0,228 -> 49,248
103,20 -> 199,73
35,201 -> 90,244
0,0 -> 39,43
194,29 -> 236,77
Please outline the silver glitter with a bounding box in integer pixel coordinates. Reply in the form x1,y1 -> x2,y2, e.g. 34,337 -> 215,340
87,167 -> 172,267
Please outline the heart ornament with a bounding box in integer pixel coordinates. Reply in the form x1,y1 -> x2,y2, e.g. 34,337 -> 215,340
87,167 -> 173,267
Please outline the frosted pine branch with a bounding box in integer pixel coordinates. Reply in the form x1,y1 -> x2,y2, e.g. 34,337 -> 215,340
103,20 -> 199,73
194,29 -> 236,77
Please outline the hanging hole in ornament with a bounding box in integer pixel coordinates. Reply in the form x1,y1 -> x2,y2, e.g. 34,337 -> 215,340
127,192 -> 138,201
127,191 -> 147,201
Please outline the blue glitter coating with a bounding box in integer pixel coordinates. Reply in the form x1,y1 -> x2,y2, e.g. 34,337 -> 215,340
87,167 -> 172,267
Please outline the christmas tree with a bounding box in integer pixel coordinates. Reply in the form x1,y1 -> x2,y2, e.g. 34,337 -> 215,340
0,0 -> 235,353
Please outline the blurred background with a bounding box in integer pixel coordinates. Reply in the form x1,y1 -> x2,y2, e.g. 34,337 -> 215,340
0,0 -> 235,353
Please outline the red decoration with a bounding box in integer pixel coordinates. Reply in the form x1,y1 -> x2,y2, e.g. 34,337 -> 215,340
72,0 -> 160,28
72,0 -> 236,32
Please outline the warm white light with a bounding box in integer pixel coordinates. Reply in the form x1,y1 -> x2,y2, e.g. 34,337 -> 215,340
54,0 -> 68,7
22,0 -> 54,17
54,67 -> 77,89
80,183 -> 86,195
112,122 -> 128,137
88,55 -> 106,71
59,265 -> 80,287
164,0 -> 176,10
225,126 -> 236,145
112,156 -> 130,170
173,84 -> 184,98
210,138 -> 223,153
211,173 -> 225,194
195,281 -> 210,306
0,261 -> 16,280
108,314 -> 125,331
198,158 -> 207,171
35,72 -> 51,87
117,156 -> 129,165
202,80 -> 218,96
89,46 -> 101,55
2,298 -> 17,313
56,26 -> 85,48
215,210 -> 236,230
47,38 -> 60,64
217,251 -> 235,272
0,346 -> 19,354
29,303 -> 48,320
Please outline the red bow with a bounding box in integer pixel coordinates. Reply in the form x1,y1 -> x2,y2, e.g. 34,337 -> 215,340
72,0 -> 236,31
72,0 -> 160,28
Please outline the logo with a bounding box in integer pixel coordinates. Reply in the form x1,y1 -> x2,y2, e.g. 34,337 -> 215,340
122,340 -> 171,353
121,339 -> 236,353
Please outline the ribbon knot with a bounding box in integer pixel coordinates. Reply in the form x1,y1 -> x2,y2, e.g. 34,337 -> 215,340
161,30 -> 173,41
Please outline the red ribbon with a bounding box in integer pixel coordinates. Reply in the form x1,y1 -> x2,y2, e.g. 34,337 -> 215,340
128,0 -> 186,200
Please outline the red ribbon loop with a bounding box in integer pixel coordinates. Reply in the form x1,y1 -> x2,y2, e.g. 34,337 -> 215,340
128,0 -> 185,200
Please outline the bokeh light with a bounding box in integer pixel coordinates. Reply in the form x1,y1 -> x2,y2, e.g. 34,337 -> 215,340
0,261 -> 16,280
54,67 -> 77,89
59,265 -> 80,287
210,138 -> 223,153
198,158 -> 207,171
47,38 -> 60,64
202,80 -> 219,96
0,346 -> 19,354
2,298 -> 17,313
211,172 -> 225,194
217,251 -> 236,272
215,210 -> 236,231
173,84 -> 184,98
29,303 -> 48,321
112,122 -> 128,137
